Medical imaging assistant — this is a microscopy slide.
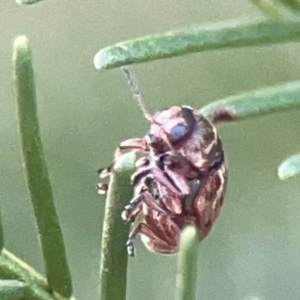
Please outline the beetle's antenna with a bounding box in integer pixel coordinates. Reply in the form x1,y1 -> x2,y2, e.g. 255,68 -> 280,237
122,67 -> 153,122
122,67 -> 175,151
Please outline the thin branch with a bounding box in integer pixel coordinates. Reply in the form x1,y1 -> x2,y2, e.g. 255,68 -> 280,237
12,35 -> 72,298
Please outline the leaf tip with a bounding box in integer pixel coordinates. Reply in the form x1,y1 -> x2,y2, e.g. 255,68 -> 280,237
15,0 -> 43,4
277,153 -> 300,181
14,35 -> 29,50
113,152 -> 136,173
179,225 -> 198,251
94,48 -> 108,70
13,35 -> 31,68
277,167 -> 290,181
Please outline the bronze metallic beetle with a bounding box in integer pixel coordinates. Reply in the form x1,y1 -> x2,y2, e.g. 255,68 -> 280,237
98,68 -> 228,256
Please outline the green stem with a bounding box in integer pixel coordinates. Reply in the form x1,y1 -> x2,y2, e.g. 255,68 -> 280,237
199,80 -> 300,123
175,226 -> 199,300
12,35 -> 72,298
94,18 -> 300,70
99,152 -> 136,300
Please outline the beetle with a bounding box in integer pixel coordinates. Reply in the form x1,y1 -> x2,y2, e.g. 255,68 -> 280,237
97,67 -> 228,256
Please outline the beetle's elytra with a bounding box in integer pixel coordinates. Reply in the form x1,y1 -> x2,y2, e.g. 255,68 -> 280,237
97,68 -> 228,256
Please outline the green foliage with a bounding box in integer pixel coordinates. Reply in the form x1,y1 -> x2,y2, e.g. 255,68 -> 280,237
2,1 -> 300,300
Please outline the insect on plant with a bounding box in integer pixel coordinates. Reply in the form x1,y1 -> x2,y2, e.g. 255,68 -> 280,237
97,68 -> 228,256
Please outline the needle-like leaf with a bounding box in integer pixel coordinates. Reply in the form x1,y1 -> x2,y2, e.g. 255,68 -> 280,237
15,0 -> 45,5
94,18 -> 300,70
175,226 -> 199,300
12,35 -> 72,298
200,80 -> 300,123
99,152 -> 136,300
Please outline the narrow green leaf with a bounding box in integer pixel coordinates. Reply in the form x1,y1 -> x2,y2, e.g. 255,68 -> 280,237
0,280 -> 27,300
0,205 -> 4,253
249,0 -> 286,16
199,80 -> 300,123
278,153 -> 300,180
0,250 -> 69,300
279,0 -> 300,11
15,0 -> 45,5
175,226 -> 199,300
12,35 -> 72,298
94,18 -> 300,70
99,152 -> 136,300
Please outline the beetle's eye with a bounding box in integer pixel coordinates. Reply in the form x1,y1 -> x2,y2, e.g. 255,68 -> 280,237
169,123 -> 187,143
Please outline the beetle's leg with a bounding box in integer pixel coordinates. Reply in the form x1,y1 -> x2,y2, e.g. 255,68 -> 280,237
121,189 -> 170,222
163,168 -> 190,196
98,138 -> 147,179
115,138 -> 148,159
142,213 -> 180,253
131,166 -> 182,195
135,156 -> 150,169
126,222 -> 149,257
160,151 -> 201,179
126,214 -> 180,256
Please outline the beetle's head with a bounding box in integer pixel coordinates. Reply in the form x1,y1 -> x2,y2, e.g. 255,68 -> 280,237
146,106 -> 196,153
121,68 -> 196,153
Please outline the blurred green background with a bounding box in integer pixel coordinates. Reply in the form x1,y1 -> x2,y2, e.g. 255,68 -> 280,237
1,1 -> 300,300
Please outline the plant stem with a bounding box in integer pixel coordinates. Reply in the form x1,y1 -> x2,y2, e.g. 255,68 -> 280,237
12,35 -> 72,298
175,226 -> 199,300
199,80 -> 300,123
94,18 -> 300,69
99,152 -> 136,300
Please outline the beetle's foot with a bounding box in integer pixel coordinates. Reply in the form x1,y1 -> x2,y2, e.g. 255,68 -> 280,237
126,239 -> 135,257
97,164 -> 113,178
96,183 -> 109,194
121,205 -> 133,222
